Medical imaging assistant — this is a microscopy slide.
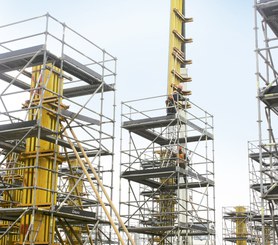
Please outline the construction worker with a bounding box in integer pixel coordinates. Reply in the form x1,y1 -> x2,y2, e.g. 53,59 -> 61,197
177,146 -> 188,169
166,84 -> 186,115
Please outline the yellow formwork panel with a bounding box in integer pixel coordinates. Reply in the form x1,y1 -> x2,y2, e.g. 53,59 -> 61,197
167,0 -> 192,95
235,206 -> 247,245
19,64 -> 63,244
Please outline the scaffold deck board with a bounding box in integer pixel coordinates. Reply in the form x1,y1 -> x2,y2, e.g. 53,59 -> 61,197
125,222 -> 213,236
0,45 -> 102,86
224,237 -> 257,243
0,120 -> 51,141
249,151 -> 278,165
0,207 -> 31,221
0,141 -> 25,153
258,0 -> 278,37
63,83 -> 114,98
40,134 -> 84,152
264,183 -> 278,199
53,206 -> 96,221
61,109 -> 100,125
251,182 -> 278,200
130,128 -> 210,145
0,121 -> 89,152
223,210 -> 255,219
0,45 -> 51,72
0,206 -> 103,224
0,73 -> 29,90
140,179 -> 213,195
121,166 -> 213,189
123,115 -> 213,144
0,73 -> 114,97
123,114 -> 177,129
57,194 -> 99,206
132,129 -> 170,145
261,85 -> 278,115
62,54 -> 102,85
123,115 -> 213,138
250,183 -> 271,192
61,149 -> 112,159
253,214 -> 278,222
137,180 -> 212,191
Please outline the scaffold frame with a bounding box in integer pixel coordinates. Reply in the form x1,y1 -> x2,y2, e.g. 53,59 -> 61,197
222,206 -> 259,245
252,0 -> 278,244
120,95 -> 215,244
0,13 -> 118,244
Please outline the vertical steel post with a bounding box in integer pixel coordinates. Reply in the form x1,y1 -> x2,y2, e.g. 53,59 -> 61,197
254,1 -> 265,244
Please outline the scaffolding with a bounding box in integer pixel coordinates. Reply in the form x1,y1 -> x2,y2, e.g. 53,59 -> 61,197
249,141 -> 275,244
119,95 -> 215,244
251,0 -> 278,244
0,14 -> 117,244
222,206 -> 259,245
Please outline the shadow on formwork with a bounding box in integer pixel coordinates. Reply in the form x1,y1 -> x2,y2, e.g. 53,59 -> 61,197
119,95 -> 216,244
0,14 -> 117,244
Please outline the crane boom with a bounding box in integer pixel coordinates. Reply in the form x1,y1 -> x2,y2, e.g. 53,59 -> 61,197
167,0 -> 192,95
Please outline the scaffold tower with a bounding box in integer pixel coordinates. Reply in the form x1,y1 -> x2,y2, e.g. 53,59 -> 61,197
119,1 -> 215,244
250,0 -> 278,244
0,14 -> 121,244
119,97 -> 215,244
222,206 -> 258,245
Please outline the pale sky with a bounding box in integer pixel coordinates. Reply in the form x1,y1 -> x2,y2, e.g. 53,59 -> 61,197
0,0 -> 256,242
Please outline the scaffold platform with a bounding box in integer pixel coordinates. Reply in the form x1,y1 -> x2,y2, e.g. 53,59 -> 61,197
258,0 -> 278,37
251,183 -> 278,200
260,85 -> 278,115
0,14 -> 117,244
125,222 -> 214,236
121,166 -> 214,189
122,114 -> 213,145
120,96 -> 215,244
0,45 -> 114,98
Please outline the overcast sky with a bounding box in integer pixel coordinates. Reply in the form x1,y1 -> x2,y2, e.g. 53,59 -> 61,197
0,0 -> 256,241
